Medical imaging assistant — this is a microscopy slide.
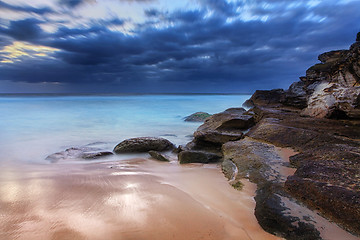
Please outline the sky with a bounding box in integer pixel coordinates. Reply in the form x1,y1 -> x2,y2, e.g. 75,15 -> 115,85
0,0 -> 359,93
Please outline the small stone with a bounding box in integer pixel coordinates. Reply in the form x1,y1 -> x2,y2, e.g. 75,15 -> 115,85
148,150 -> 170,162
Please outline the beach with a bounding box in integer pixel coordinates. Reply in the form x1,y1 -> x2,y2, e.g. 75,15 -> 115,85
0,158 -> 281,240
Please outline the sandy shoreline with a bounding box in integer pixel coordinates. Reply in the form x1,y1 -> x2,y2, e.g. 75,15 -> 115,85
0,157 -> 282,240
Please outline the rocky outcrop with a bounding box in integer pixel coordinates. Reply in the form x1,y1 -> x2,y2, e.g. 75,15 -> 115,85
148,150 -> 170,162
245,33 -> 360,119
300,38 -> 360,118
179,33 -> 360,239
184,112 -> 212,122
245,107 -> 360,236
186,108 -> 254,152
113,137 -> 174,153
178,150 -> 222,164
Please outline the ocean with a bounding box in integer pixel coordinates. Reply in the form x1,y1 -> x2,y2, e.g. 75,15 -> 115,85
0,94 -> 251,164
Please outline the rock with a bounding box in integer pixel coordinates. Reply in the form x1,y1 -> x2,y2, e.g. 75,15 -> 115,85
222,137 -> 293,184
172,145 -> 188,153
356,32 -> 360,42
184,112 -> 212,122
82,151 -> 113,159
113,137 -> 174,153
244,105 -> 360,236
243,89 -> 286,108
221,159 -> 237,180
178,150 -> 222,164
283,81 -> 308,109
222,137 -> 322,239
192,108 -> 253,147
46,146 -> 113,162
254,185 -> 321,240
299,33 -> 360,119
148,150 -> 170,162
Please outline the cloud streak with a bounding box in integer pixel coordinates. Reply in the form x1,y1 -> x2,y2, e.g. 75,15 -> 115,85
0,0 -> 359,93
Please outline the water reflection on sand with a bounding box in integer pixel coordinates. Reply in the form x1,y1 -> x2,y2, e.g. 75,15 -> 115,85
0,159 -> 282,240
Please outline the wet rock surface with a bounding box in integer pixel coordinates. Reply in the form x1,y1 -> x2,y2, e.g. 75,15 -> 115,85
184,112 -> 212,122
46,146 -> 113,162
244,106 -> 360,237
178,150 -> 222,164
148,150 -> 170,162
114,137 -> 174,153
190,108 -> 254,148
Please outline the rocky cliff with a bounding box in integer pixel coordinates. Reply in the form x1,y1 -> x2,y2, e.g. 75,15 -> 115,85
181,33 -> 360,239
246,34 -> 360,119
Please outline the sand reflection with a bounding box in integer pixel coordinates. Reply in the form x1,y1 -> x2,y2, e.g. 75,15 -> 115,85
0,160 -> 282,240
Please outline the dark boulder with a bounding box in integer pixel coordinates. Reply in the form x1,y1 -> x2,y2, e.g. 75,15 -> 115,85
114,137 -> 174,153
178,150 -> 222,164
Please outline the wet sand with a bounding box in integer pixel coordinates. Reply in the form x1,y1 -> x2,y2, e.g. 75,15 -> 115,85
0,158 -> 282,240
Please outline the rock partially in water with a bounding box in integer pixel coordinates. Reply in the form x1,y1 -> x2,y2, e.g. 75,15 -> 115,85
148,150 -> 170,162
82,151 -> 113,159
184,112 -> 212,122
114,137 -> 174,153
178,150 -> 222,164
46,146 -> 113,162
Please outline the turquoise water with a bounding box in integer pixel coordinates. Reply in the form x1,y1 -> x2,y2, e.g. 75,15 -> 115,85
0,94 -> 250,163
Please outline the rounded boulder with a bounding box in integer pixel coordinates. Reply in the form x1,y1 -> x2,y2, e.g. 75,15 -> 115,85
114,137 -> 174,153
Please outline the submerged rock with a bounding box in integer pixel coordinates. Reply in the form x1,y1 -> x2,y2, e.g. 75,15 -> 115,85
46,146 -> 113,162
113,137 -> 174,153
82,151 -> 113,159
148,150 -> 170,162
178,150 -> 222,164
184,112 -> 212,122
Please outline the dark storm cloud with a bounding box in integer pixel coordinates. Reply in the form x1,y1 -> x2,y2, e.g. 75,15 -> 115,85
58,0 -> 86,8
0,19 -> 44,41
0,0 -> 54,15
198,0 -> 241,16
0,0 -> 360,93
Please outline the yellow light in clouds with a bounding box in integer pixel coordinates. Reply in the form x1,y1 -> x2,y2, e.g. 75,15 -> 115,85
0,41 -> 59,63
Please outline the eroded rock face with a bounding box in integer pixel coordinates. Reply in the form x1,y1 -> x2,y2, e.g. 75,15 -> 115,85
113,137 -> 174,153
244,33 -> 360,119
300,37 -> 360,119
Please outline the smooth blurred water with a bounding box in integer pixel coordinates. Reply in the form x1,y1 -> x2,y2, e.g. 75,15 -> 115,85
0,94 -> 250,163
